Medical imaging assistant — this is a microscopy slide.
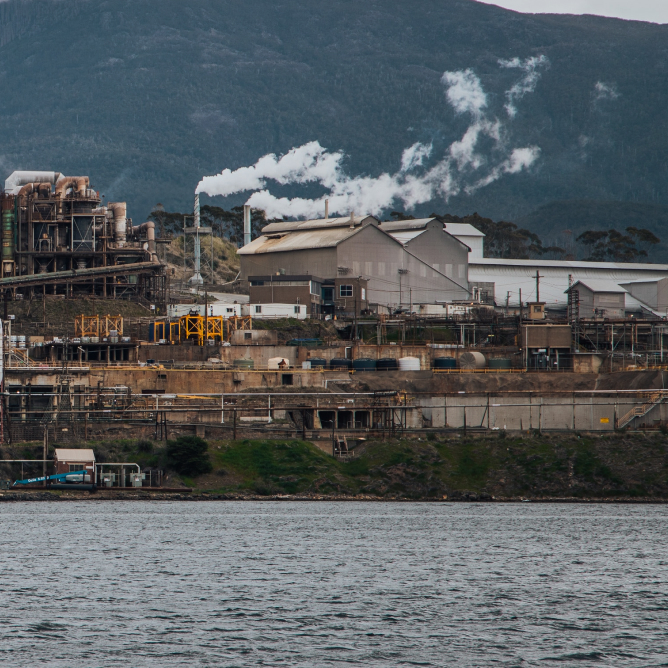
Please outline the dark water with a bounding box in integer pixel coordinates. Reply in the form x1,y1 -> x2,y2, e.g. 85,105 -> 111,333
1,502 -> 667,667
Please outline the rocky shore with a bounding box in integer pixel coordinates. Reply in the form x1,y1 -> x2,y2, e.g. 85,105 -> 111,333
3,490 -> 668,503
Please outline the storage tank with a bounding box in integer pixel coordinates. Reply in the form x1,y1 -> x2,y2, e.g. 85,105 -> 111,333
398,356 -> 420,371
329,358 -> 352,370
488,358 -> 512,370
268,357 -> 290,370
353,358 -> 376,371
433,357 -> 457,370
233,358 -> 255,370
309,357 -> 327,368
458,351 -> 486,370
376,358 -> 399,371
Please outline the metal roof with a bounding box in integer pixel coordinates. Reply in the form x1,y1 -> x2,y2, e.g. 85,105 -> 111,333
442,222 -> 485,238
386,230 -> 426,245
239,222 -> 371,255
54,448 -> 95,462
380,218 -> 485,237
261,215 -> 376,234
618,277 -> 668,286
568,279 -> 627,294
471,257 -> 668,271
380,218 -> 434,231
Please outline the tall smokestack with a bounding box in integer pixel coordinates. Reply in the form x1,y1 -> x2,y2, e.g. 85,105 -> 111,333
325,199 -> 329,220
189,193 -> 203,285
243,205 -> 251,247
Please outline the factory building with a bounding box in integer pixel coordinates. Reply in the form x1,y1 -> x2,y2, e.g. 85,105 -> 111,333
239,215 -> 470,311
468,257 -> 668,312
1,171 -> 164,301
378,218 -> 471,280
566,280 -> 627,319
248,274 -> 369,317
620,278 -> 668,315
54,448 -> 95,480
238,209 -> 668,318
378,218 -> 485,260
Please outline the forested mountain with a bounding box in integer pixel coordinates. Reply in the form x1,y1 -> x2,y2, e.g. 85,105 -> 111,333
1,0 -> 667,255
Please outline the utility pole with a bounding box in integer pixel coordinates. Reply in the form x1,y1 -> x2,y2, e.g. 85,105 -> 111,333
535,271 -> 542,302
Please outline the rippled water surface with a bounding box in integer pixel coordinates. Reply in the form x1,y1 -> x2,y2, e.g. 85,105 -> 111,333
1,502 -> 667,667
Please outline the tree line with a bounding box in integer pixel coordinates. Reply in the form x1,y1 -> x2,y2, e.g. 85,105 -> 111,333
149,204 -> 275,243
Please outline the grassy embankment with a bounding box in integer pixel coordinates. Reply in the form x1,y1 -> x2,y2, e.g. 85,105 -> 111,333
4,432 -> 668,499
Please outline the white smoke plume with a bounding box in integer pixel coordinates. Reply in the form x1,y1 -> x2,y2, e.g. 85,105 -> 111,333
498,55 -> 548,118
196,59 -> 547,219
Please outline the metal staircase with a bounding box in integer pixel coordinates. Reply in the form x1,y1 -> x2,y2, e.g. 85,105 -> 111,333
617,391 -> 666,429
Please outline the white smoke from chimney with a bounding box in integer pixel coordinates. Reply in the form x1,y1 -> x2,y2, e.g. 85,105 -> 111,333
498,55 -> 549,118
196,58 -> 548,219
400,142 -> 433,172
441,69 -> 488,117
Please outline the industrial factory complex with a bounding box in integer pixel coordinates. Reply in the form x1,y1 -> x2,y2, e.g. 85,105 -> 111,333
3,170 -> 668,489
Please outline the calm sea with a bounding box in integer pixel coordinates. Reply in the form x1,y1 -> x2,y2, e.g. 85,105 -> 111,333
1,502 -> 666,667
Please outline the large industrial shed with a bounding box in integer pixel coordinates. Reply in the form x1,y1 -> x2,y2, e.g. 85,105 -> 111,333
239,215 -> 471,308
468,257 -> 668,310
379,218 -> 471,280
566,280 -> 627,319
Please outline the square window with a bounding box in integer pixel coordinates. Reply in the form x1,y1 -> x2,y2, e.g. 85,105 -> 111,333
294,306 -> 300,313
255,305 -> 262,314
339,285 -> 353,297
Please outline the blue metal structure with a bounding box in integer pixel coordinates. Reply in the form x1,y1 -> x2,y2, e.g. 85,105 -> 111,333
13,470 -> 87,487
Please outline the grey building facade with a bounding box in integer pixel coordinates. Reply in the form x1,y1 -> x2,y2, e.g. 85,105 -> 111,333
239,215 -> 471,309
568,280 -> 626,319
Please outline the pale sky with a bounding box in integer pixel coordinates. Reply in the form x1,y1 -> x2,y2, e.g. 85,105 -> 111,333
475,0 -> 668,23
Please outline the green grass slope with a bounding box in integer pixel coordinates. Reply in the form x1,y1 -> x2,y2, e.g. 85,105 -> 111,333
6,433 -> 667,500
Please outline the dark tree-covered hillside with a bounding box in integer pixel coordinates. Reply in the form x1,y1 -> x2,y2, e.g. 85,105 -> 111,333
1,0 -> 668,260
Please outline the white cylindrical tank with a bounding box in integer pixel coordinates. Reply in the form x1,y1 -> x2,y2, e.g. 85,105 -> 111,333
268,357 -> 290,370
458,351 -> 486,369
398,356 -> 420,371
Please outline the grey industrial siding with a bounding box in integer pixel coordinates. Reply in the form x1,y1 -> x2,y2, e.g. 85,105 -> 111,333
240,247 -> 336,281
240,219 -> 470,307
337,226 -> 469,306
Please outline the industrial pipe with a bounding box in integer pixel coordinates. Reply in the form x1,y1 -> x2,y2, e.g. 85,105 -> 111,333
108,202 -> 127,248
133,221 -> 158,263
55,176 -> 89,198
17,183 -> 35,197
4,171 -> 61,195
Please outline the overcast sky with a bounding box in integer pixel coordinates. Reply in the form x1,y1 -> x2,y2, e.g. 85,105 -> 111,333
475,1 -> 668,23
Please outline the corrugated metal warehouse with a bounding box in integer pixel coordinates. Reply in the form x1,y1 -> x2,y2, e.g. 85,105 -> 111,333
239,215 -> 471,308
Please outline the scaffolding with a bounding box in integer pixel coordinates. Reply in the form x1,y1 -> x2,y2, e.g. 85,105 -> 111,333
74,315 -> 124,338
151,314 -> 252,346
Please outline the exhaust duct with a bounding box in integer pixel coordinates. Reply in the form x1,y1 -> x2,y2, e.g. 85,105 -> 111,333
108,202 -> 127,247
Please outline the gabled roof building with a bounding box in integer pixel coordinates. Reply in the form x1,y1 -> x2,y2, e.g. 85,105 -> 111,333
239,215 -> 471,308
